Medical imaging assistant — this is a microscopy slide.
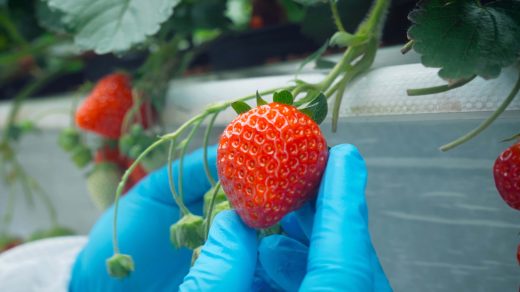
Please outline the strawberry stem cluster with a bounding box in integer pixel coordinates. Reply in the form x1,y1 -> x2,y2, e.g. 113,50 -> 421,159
107,0 -> 391,277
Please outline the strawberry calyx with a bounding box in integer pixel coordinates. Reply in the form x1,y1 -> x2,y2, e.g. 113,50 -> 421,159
170,214 -> 205,250
106,253 -> 134,278
231,89 -> 328,125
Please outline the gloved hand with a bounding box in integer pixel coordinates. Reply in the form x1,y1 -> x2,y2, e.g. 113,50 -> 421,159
179,144 -> 391,291
258,144 -> 392,291
179,210 -> 258,291
69,146 -> 218,291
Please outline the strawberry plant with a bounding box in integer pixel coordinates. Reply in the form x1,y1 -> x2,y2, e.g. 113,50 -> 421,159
0,0 -> 518,277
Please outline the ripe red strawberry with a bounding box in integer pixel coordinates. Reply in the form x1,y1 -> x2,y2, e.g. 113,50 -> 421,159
75,73 -> 153,139
493,143 -> 520,210
217,102 -> 328,228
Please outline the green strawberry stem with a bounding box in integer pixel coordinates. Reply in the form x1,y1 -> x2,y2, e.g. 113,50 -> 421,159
440,70 -> 520,151
112,138 -> 168,254
331,39 -> 378,131
329,0 -> 346,33
27,172 -> 59,227
167,139 -> 190,216
177,119 -> 205,203
203,112 -> 219,186
204,181 -> 221,240
0,10 -> 28,48
0,188 -> 15,233
108,0 -> 391,265
400,40 -> 414,54
1,69 -> 63,143
407,75 -> 476,96
109,87 -> 290,261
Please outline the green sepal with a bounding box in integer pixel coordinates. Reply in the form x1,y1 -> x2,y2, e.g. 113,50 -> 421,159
71,145 -> 92,168
203,184 -> 228,217
297,39 -> 328,75
106,254 -> 134,279
28,226 -> 75,241
208,201 -> 231,223
256,91 -> 268,106
299,92 -> 328,125
329,31 -> 368,48
258,223 -> 282,239
170,214 -> 205,250
231,101 -> 252,115
58,127 -> 80,152
273,90 -> 294,105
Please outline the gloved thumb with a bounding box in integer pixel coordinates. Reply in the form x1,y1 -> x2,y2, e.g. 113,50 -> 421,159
179,210 -> 257,291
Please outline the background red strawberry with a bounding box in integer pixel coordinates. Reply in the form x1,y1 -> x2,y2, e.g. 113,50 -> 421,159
75,73 -> 154,139
217,102 -> 328,228
493,142 -> 520,210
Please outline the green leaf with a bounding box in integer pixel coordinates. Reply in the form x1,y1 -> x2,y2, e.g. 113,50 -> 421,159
44,0 -> 181,54
297,39 -> 328,74
225,0 -> 252,28
231,101 -> 252,114
273,90 -> 294,105
291,0 -> 327,6
408,0 -> 520,80
299,92 -> 328,124
279,0 -> 306,23
256,91 -> 267,106
329,31 -> 367,47
36,0 -> 70,34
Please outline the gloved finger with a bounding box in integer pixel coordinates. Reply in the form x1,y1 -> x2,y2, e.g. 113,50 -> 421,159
280,202 -> 314,244
133,145 -> 218,206
301,144 -> 376,291
180,210 -> 257,291
258,235 -> 308,292
252,260 -> 284,292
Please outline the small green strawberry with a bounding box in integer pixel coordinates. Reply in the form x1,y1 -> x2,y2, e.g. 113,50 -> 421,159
87,162 -> 122,210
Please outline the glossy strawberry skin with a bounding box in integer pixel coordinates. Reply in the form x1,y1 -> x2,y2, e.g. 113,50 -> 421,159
75,73 -> 153,139
493,143 -> 520,210
217,102 -> 328,228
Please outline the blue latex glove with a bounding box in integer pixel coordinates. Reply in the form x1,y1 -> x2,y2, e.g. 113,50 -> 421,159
179,144 -> 391,292
179,210 -> 258,291
69,146 -> 218,291
258,144 -> 392,291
